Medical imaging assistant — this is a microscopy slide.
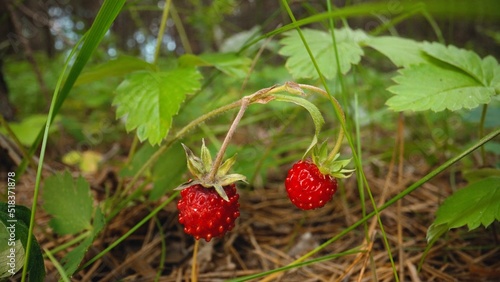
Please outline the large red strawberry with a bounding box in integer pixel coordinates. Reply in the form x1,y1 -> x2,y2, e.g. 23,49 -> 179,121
285,160 -> 337,210
176,140 -> 246,241
285,141 -> 354,210
178,183 -> 240,241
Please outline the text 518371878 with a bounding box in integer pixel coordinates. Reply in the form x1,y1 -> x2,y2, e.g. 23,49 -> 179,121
6,172 -> 17,276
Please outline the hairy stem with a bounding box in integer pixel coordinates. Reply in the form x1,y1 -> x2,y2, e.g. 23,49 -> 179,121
208,97 -> 250,182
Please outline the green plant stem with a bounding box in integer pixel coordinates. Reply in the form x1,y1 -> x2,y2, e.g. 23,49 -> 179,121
45,231 -> 90,257
154,217 -> 167,282
261,127 -> 500,278
479,104 -> 488,166
421,9 -> 445,44
370,5 -> 423,36
170,3 -> 192,54
298,84 -> 345,161
326,0 -> 349,113
353,89 -> 368,232
44,248 -> 71,282
281,0 -> 347,165
153,0 -> 172,65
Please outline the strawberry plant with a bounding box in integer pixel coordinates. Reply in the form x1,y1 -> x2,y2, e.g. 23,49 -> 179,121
1,0 -> 499,281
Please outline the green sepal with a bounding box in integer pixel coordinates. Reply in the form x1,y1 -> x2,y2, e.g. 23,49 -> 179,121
303,135 -> 319,160
311,140 -> 329,164
311,143 -> 355,178
217,154 -> 238,178
200,139 -> 213,172
178,141 -> 247,201
182,143 -> 205,179
174,179 -> 201,191
213,184 -> 229,202
219,174 -> 247,187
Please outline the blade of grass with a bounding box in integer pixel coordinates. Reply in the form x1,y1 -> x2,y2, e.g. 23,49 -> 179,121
16,0 -> 126,177
154,216 -> 167,282
44,248 -> 71,282
227,247 -> 363,282
21,1 -> 126,281
21,34 -> 82,282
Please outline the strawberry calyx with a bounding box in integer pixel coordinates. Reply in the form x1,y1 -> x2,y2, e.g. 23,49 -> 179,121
309,141 -> 355,179
175,139 -> 246,201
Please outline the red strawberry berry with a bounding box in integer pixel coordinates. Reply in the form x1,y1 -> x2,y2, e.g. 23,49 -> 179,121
285,160 -> 338,210
177,183 -> 240,242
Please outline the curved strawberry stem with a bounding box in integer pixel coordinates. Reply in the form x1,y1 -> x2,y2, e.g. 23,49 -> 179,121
297,84 -> 346,162
208,97 -> 250,182
207,84 -> 292,182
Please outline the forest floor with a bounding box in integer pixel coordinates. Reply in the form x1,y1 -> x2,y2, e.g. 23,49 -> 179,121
8,150 -> 500,282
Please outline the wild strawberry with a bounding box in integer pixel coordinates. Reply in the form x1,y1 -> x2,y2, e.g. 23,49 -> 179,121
285,160 -> 338,210
285,141 -> 354,210
177,183 -> 240,242
175,140 -> 246,241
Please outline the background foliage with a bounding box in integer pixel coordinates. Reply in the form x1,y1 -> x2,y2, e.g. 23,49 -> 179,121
0,0 -> 499,281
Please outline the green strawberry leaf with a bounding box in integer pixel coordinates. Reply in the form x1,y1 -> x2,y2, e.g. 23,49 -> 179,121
422,42 -> 499,87
278,28 -> 367,80
179,53 -> 251,78
0,203 -> 45,280
59,208 -> 105,277
42,171 -> 93,235
113,68 -> 202,145
482,56 -> 500,92
364,36 -> 427,67
386,62 -> 494,112
427,176 -> 500,244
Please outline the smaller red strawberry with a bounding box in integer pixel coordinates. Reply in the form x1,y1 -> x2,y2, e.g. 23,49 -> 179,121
285,142 -> 354,210
178,183 -> 240,241
285,160 -> 337,210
